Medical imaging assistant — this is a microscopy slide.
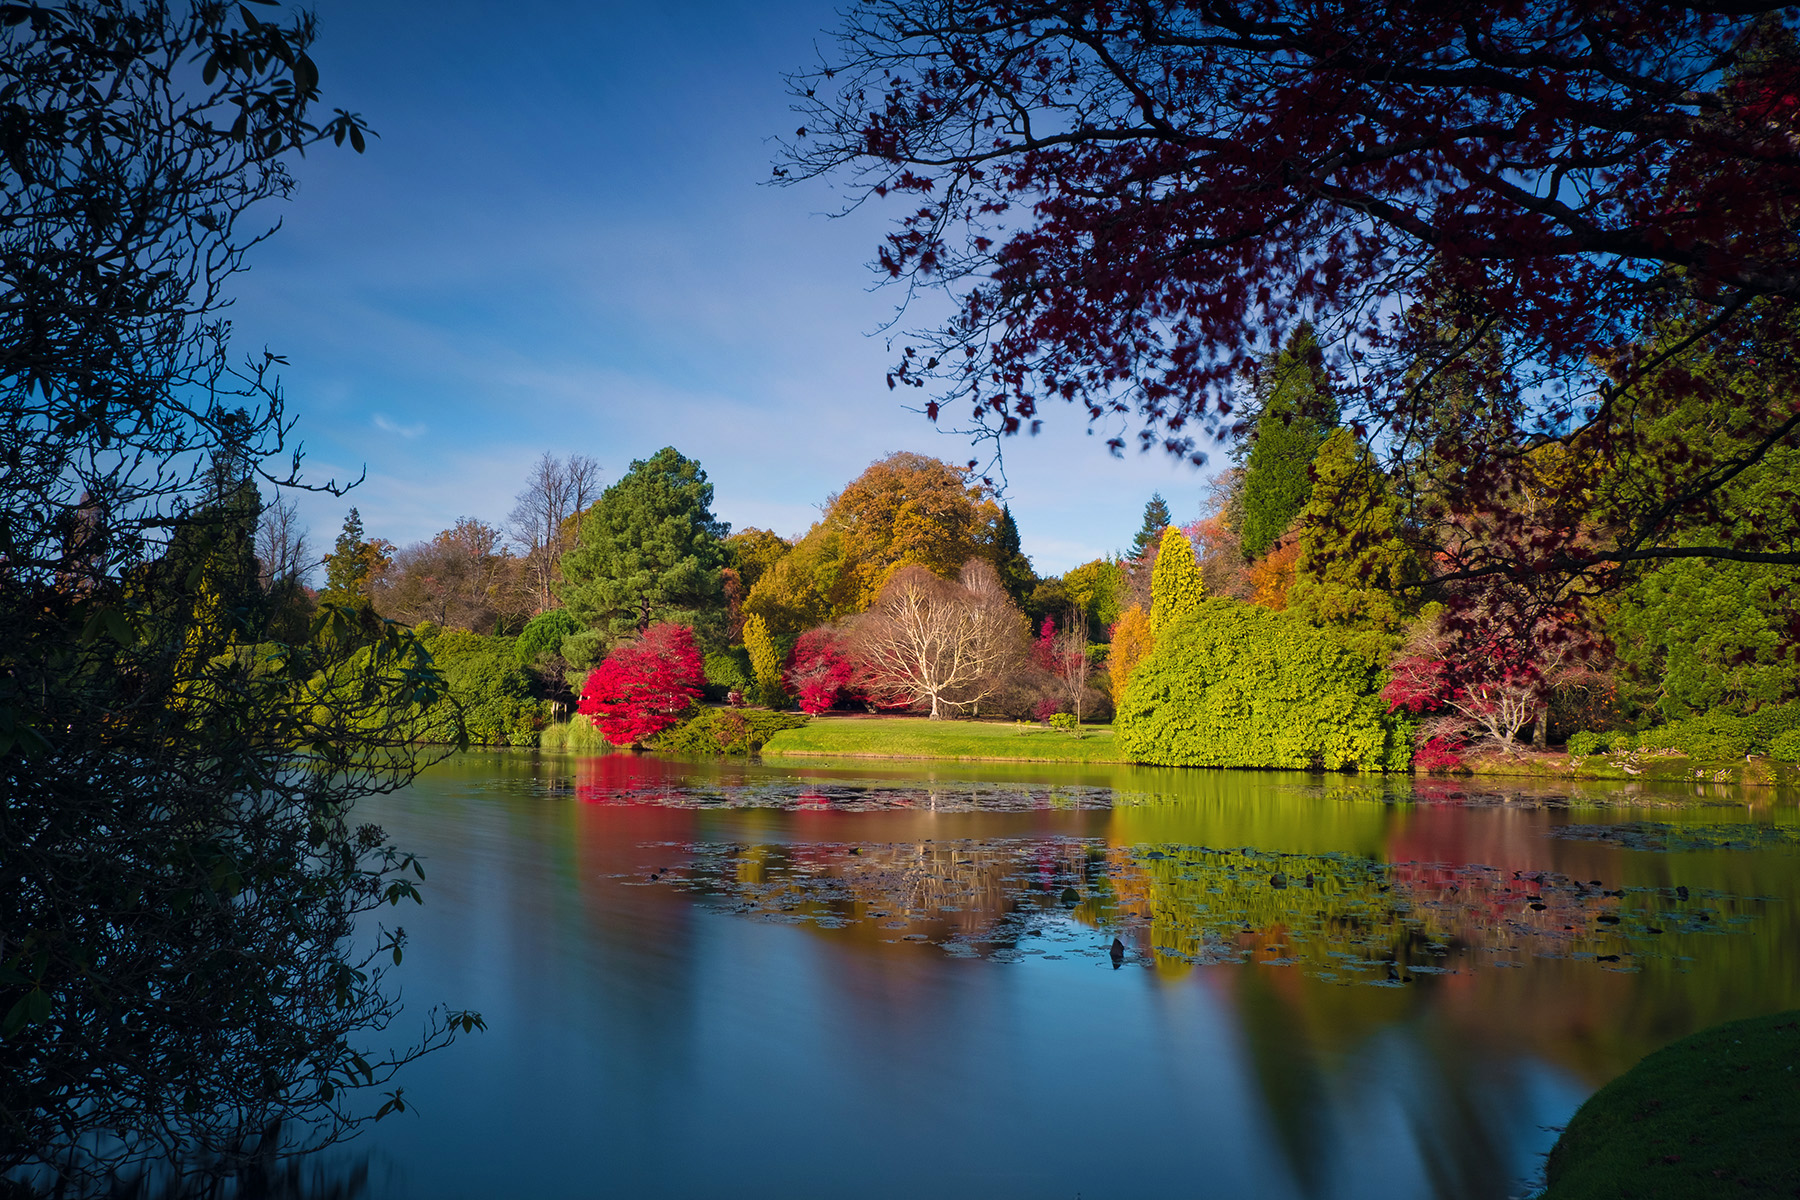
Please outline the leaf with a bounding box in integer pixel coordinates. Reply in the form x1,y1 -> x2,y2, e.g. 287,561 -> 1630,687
3,989 -> 50,1037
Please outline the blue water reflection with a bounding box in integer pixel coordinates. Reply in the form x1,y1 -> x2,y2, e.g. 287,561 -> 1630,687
334,752 -> 1798,1199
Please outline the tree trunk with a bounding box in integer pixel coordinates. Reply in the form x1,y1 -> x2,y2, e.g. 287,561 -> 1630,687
1532,705 -> 1549,749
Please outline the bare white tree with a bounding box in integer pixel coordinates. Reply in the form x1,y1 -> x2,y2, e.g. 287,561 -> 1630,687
849,559 -> 1026,719
508,452 -> 602,612
256,491 -> 313,588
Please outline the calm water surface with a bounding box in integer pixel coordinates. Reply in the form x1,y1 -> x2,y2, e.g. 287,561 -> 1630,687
335,752 -> 1799,1199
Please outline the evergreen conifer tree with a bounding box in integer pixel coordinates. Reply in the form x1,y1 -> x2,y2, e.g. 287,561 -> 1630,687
743,613 -> 785,707
559,448 -> 729,640
1238,325 -> 1339,559
989,505 -> 1036,603
1130,494 -> 1172,559
1288,430 -> 1419,631
1149,527 -> 1205,636
321,508 -> 376,609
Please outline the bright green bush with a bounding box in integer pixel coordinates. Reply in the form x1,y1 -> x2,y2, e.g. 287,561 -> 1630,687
515,608 -> 584,664
1633,701 -> 1800,760
654,707 -> 809,756
1565,730 -> 1613,756
1117,599 -> 1411,771
1047,711 -> 1078,731
1771,729 -> 1800,763
703,647 -> 754,700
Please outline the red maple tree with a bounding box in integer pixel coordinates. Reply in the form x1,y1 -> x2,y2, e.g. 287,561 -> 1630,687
577,623 -> 704,747
784,627 -> 862,714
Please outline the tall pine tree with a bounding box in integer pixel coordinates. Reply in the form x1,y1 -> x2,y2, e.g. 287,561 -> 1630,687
1238,325 -> 1339,559
1130,494 -> 1172,559
989,505 -> 1036,603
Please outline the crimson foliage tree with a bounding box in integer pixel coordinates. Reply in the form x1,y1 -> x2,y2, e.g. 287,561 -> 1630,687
785,627 -> 862,714
784,2 -> 1800,582
578,624 -> 704,746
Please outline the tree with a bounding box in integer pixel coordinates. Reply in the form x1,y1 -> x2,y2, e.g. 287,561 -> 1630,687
1182,479 -> 1255,601
319,508 -> 391,612
1061,558 -> 1125,635
513,456 -> 600,605
742,613 -> 786,707
509,453 -> 602,614
1130,494 -> 1172,560
724,528 -> 792,595
380,518 -> 526,634
577,623 -> 705,747
847,560 -> 1026,718
0,4 -> 477,1188
256,492 -> 313,591
1033,614 -> 1094,723
785,3 -> 1800,581
1149,527 -> 1205,637
1287,430 -> 1420,631
989,504 -> 1036,604
1238,327 -> 1338,560
1108,605 -> 1155,701
743,452 -> 1008,633
559,448 -> 729,640
1384,597 -> 1606,753
785,627 -> 861,714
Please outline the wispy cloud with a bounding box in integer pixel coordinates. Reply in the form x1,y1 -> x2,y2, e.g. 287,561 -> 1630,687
372,413 -> 426,439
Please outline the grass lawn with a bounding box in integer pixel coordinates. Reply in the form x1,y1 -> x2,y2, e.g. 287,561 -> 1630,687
1543,1009 -> 1800,1199
760,715 -> 1129,764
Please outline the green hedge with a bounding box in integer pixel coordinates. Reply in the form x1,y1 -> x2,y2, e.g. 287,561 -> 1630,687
1117,599 -> 1411,771
1569,700 -> 1800,761
655,707 -> 809,756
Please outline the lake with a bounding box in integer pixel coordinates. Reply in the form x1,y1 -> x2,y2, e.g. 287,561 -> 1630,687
329,751 -> 1799,1199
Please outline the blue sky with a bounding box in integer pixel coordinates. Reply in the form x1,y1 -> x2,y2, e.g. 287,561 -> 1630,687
232,1 -> 1225,575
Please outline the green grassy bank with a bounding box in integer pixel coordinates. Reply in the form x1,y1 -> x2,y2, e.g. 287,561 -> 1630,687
1542,1009 -> 1800,1198
760,715 -> 1129,764
1464,750 -> 1792,787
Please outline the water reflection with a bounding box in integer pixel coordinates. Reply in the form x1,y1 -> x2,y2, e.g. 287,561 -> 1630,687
341,752 -> 1798,1200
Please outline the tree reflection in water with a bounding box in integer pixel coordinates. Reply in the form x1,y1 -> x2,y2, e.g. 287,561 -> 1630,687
353,752 -> 1798,1200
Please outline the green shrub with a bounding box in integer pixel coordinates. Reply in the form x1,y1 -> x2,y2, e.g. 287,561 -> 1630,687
417,632 -> 548,746
703,647 -> 754,701
1632,701 -> 1800,760
654,707 -> 809,756
1565,730 -> 1606,756
1117,599 -> 1411,771
516,608 -> 584,664
1567,730 -> 1637,755
1047,712 -> 1078,731
1770,729 -> 1800,763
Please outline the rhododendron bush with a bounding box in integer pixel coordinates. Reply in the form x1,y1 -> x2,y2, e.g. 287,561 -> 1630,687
578,623 -> 704,746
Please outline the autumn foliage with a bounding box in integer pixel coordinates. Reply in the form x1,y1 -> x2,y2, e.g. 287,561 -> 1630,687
578,623 -> 705,746
785,627 -> 862,714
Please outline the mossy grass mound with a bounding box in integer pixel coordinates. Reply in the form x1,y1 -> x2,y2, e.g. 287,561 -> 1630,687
1543,1009 -> 1800,1199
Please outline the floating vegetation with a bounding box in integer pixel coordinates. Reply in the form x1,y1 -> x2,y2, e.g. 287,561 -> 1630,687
1548,821 -> 1800,853
620,836 -> 1772,984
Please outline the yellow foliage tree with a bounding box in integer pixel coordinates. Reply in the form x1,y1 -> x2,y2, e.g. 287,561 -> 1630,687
743,613 -> 784,705
1109,604 -> 1155,699
1149,526 -> 1205,635
743,452 -> 1006,634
